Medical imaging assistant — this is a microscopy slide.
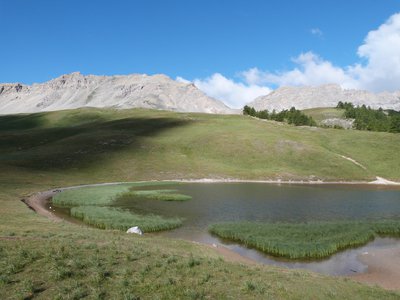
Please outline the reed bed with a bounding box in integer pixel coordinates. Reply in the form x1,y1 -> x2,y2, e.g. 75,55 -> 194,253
52,184 -> 134,207
209,220 -> 400,259
70,206 -> 183,232
121,189 -> 192,201
52,182 -> 177,207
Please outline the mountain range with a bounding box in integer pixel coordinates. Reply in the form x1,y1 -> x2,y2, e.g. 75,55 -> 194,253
0,72 -> 233,115
249,84 -> 400,111
1,73 -> 400,115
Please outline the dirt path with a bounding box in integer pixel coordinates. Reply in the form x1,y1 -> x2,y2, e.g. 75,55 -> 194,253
338,154 -> 367,170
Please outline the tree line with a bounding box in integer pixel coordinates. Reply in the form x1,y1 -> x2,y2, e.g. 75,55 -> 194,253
243,105 -> 317,127
337,101 -> 400,133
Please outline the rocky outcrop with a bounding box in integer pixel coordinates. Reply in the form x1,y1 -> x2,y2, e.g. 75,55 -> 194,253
0,72 -> 234,115
249,84 -> 400,111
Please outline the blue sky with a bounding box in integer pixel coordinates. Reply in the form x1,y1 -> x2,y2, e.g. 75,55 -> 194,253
1,0 -> 400,107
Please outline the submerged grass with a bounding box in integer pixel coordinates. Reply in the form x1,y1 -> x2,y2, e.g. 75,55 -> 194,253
52,184 -> 133,207
52,182 -> 176,207
209,220 -> 400,259
122,189 -> 192,201
70,206 -> 183,232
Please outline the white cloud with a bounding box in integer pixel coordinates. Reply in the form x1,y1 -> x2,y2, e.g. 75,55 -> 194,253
350,13 -> 400,91
176,76 -> 191,84
181,12 -> 400,108
246,13 -> 400,92
311,28 -> 323,37
193,73 -> 271,108
243,52 -> 358,89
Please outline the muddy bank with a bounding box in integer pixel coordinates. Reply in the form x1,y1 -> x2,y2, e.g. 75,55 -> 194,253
22,190 -> 62,222
351,248 -> 400,290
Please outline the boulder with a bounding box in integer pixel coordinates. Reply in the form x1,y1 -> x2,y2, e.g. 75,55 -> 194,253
126,226 -> 143,235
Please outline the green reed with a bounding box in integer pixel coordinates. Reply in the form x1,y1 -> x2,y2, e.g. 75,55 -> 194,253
71,206 -> 182,232
209,220 -> 400,259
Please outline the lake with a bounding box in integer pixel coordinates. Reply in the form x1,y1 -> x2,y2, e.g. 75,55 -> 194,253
56,182 -> 400,275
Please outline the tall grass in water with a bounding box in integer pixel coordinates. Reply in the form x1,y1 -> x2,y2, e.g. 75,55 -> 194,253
121,189 -> 192,201
53,184 -> 133,207
209,220 -> 400,259
71,206 -> 182,232
52,182 -> 177,207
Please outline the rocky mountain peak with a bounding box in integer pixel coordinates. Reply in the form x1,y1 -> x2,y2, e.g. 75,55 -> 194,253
0,72 -> 234,115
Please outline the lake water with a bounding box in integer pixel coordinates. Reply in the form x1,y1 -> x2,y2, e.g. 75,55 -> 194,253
55,182 -> 400,275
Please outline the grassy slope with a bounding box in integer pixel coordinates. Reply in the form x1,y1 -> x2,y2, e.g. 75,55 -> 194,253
302,107 -> 345,125
1,107 -> 400,183
1,108 -> 400,298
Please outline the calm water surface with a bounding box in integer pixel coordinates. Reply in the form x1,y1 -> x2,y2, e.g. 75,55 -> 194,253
57,182 -> 400,275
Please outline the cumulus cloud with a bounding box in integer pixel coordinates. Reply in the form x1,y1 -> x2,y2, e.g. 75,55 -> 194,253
182,12 -> 400,108
243,13 -> 400,92
241,52 -> 358,89
193,73 -> 271,108
350,12 -> 400,91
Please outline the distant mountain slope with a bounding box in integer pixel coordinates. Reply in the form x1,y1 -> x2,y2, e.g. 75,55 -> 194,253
249,84 -> 400,111
0,72 -> 234,114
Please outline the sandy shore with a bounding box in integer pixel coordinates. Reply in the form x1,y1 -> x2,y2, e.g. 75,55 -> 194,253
21,182 -> 400,291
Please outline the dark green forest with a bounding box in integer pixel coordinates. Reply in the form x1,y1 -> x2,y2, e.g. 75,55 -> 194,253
337,101 -> 400,133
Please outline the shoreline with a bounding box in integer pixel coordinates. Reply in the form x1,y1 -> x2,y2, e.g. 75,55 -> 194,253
21,181 -> 400,291
351,248 -> 400,290
174,176 -> 400,186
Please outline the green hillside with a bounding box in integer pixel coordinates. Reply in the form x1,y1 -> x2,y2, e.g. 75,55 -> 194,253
302,107 -> 346,124
1,108 -> 400,299
1,107 -> 400,185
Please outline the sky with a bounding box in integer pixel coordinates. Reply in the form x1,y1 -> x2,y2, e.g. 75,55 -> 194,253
1,0 -> 400,108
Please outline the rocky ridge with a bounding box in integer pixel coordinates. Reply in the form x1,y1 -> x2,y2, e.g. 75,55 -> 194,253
0,72 -> 233,114
249,84 -> 400,111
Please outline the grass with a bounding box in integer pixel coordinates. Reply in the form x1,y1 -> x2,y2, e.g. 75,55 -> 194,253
209,220 -> 400,259
53,183 -> 189,233
302,107 -> 345,125
52,184 -> 133,207
70,206 -> 183,232
1,108 -> 400,182
124,189 -> 192,201
52,182 -> 176,207
1,108 -> 400,298
2,229 -> 398,300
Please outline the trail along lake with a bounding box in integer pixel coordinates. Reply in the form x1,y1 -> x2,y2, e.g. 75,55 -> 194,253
54,182 -> 400,276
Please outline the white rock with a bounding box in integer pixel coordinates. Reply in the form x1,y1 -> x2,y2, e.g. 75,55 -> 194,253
126,226 -> 143,235
249,84 -> 400,111
0,72 -> 234,115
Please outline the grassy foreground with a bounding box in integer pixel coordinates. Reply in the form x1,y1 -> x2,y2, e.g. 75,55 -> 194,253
1,108 -> 400,298
209,220 -> 400,259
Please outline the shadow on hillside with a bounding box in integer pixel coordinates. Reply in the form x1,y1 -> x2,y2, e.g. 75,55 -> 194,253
0,113 -> 48,131
0,114 -> 191,170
